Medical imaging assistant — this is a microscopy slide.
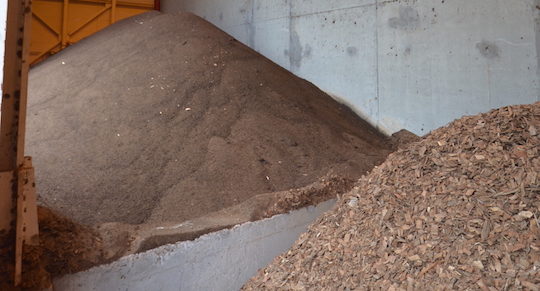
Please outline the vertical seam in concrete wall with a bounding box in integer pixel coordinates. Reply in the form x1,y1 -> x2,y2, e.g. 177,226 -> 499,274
375,0 -> 380,126
487,63 -> 492,107
251,0 -> 255,47
288,0 -> 293,71
536,0 -> 540,101
248,0 -> 255,47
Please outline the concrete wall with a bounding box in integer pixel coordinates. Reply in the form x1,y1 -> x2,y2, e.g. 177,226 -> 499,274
53,200 -> 335,291
162,0 -> 540,135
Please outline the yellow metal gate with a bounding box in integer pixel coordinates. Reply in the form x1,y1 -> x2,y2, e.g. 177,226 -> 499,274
30,0 -> 155,64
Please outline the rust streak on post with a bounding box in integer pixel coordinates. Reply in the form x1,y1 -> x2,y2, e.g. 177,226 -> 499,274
61,0 -> 69,47
111,0 -> 117,23
15,158 -> 40,286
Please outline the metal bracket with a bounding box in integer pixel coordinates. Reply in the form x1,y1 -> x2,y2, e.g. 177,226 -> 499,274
14,157 -> 40,286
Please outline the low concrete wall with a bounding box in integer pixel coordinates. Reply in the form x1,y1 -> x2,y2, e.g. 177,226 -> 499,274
53,200 -> 335,291
162,0 -> 540,135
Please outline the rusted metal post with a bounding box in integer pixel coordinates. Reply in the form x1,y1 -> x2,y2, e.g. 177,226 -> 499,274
111,0 -> 117,23
15,157 -> 40,285
0,0 -> 33,235
61,0 -> 69,47
0,0 -> 38,287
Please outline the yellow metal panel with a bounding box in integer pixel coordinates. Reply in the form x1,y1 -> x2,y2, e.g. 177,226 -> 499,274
30,1 -> 62,62
30,0 -> 153,64
116,6 -> 150,22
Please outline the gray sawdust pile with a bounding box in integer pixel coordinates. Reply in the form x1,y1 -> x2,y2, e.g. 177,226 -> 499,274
26,11 -> 391,226
244,103 -> 540,290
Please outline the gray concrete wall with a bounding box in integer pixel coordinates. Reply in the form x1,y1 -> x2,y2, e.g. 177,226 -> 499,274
53,200 -> 335,291
162,0 -> 540,135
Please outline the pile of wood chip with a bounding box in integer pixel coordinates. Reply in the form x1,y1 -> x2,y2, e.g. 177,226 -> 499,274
244,102 -> 540,290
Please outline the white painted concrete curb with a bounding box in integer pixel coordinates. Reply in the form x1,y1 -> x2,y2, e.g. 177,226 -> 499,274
53,200 -> 336,291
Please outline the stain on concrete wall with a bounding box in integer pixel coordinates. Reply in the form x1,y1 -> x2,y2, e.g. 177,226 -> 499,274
289,29 -> 303,70
403,46 -> 411,56
239,1 -> 255,47
304,44 -> 312,58
476,40 -> 500,59
346,46 -> 358,56
288,20 -> 314,70
388,6 -> 420,30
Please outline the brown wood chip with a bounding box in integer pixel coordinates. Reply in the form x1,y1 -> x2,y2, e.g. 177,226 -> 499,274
243,103 -> 540,290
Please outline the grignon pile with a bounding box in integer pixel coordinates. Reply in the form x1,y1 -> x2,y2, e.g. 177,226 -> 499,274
244,103 -> 540,290
27,11 -> 391,226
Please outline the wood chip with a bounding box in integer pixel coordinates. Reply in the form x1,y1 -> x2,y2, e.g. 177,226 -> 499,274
243,103 -> 540,290
472,261 -> 484,270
